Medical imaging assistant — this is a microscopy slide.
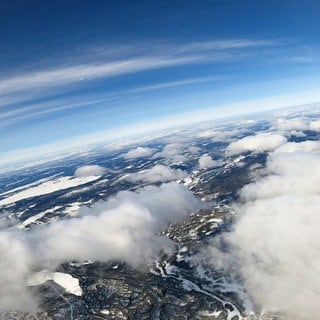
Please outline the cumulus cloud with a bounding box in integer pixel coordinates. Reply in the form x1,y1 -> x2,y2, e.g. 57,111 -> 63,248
275,140 -> 320,154
206,140 -> 320,319
309,119 -> 320,131
196,128 -> 244,142
274,117 -> 320,133
198,154 -> 218,169
125,164 -> 187,183
122,146 -> 155,159
74,165 -> 106,177
0,182 -> 203,311
274,117 -> 309,132
239,150 -> 320,200
188,145 -> 201,154
0,232 -> 37,312
153,143 -> 188,163
227,132 -> 286,155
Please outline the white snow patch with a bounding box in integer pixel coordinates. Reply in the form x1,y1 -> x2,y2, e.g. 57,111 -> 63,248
100,309 -> 110,315
234,155 -> 245,163
199,309 -> 222,318
69,260 -> 92,267
0,176 -> 100,206
18,206 -> 63,229
0,174 -> 61,197
27,271 -> 82,296
63,202 -> 82,217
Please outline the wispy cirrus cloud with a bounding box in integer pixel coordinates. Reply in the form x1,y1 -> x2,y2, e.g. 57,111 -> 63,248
127,76 -> 221,93
0,39 -> 278,98
0,38 -> 282,139
173,39 -> 279,53
0,56 -> 200,96
292,56 -> 314,63
0,76 -> 218,128
0,96 -> 115,127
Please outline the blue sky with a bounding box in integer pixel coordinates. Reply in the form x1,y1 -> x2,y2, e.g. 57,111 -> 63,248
1,0 -> 320,167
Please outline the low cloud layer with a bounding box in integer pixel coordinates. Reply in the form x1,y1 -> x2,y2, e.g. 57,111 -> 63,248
275,140 -> 320,154
0,182 -> 203,311
122,146 -> 155,159
207,141 -> 320,319
196,128 -> 244,142
153,143 -> 188,163
0,232 -> 36,311
274,117 -> 320,133
74,165 -> 106,177
125,164 -> 187,183
227,132 -> 286,155
274,117 -> 309,132
309,119 -> 320,131
198,154 -> 218,169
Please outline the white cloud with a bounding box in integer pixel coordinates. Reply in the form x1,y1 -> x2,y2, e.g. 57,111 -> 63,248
0,232 -> 37,311
0,56 -> 200,96
0,78 -> 219,129
175,39 -> 278,54
195,130 -> 217,138
310,119 -> 320,131
239,151 -> 320,200
171,154 -> 188,163
122,146 -> 155,159
128,76 -> 216,93
198,154 -> 218,169
205,139 -> 320,319
274,117 -> 309,132
38,183 -> 202,266
125,164 -> 187,183
0,38 -> 283,135
0,182 -> 203,311
0,39 -> 275,99
152,143 -> 188,163
188,145 -> 201,154
275,140 -> 320,154
158,143 -> 184,155
273,116 -> 320,133
292,56 -> 313,63
196,128 -> 244,142
74,165 -> 106,177
227,132 -> 286,155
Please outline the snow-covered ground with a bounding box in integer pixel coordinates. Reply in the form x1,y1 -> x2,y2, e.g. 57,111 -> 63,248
0,175 -> 101,206
0,174 -> 61,196
27,270 -> 82,296
17,206 -> 63,229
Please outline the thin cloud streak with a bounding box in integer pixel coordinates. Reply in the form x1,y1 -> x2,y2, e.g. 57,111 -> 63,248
0,77 -> 219,128
0,56 -> 202,95
128,76 -> 220,93
176,39 -> 279,53
0,97 -> 114,127
0,38 -> 280,130
0,39 -> 278,97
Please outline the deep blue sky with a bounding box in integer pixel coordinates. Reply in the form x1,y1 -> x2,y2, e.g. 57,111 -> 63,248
1,0 -> 320,167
